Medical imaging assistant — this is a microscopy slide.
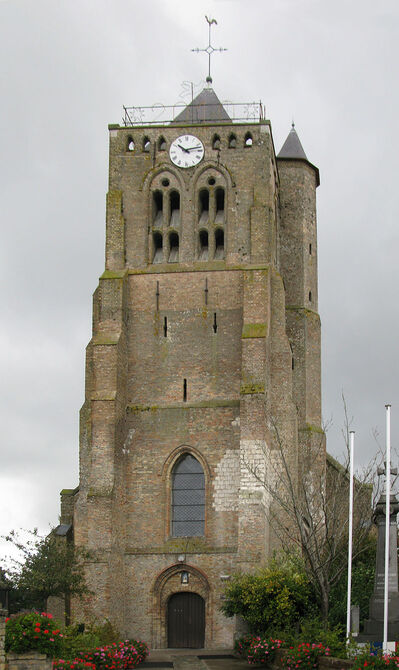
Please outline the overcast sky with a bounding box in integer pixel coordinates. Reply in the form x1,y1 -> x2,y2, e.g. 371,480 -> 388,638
1,0 -> 398,556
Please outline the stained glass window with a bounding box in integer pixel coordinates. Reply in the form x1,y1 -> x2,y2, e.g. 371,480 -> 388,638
172,454 -> 205,537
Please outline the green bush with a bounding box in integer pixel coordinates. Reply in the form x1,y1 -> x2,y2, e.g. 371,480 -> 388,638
221,556 -> 317,634
5,611 -> 64,657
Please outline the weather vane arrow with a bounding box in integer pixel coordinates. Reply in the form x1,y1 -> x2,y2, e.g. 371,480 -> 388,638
191,16 -> 227,85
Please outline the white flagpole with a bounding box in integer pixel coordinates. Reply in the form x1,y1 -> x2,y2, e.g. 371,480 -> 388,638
383,404 -> 391,653
346,430 -> 355,640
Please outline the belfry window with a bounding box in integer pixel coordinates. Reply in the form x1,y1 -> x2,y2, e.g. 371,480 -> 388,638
127,136 -> 135,151
158,136 -> 167,151
212,134 -> 221,150
143,136 -> 150,152
168,232 -> 179,263
244,132 -> 253,147
171,454 -> 205,537
169,191 -> 180,227
153,191 -> 163,225
199,189 -> 209,225
153,232 -> 163,263
199,230 -> 209,261
228,134 -> 237,148
215,187 -> 225,224
214,228 -> 224,259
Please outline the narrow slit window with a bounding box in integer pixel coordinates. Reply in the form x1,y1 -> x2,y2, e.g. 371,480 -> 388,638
199,230 -> 209,261
169,191 -> 180,227
127,136 -> 135,151
169,232 -> 179,263
228,134 -> 237,148
244,132 -> 253,147
292,357 -> 295,370
199,189 -> 209,225
215,187 -> 225,224
171,454 -> 205,537
158,136 -> 167,151
309,243 -> 312,255
309,291 -> 312,302
212,134 -> 221,150
143,136 -> 150,152
163,316 -> 168,337
153,232 -> 163,263
183,379 -> 187,402
214,228 -> 224,259
153,191 -> 163,225
213,312 -> 217,334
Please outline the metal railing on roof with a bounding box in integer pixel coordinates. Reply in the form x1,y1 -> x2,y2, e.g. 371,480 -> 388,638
122,101 -> 265,126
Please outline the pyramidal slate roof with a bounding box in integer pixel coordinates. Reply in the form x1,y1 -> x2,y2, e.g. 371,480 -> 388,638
277,123 -> 308,159
173,87 -> 231,124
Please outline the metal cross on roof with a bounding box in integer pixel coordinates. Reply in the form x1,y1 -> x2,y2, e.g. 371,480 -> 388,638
191,16 -> 227,86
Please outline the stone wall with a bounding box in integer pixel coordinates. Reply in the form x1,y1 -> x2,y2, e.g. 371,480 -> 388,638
0,609 -> 6,670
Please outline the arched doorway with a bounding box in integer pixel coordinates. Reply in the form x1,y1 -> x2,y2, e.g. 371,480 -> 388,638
167,592 -> 205,648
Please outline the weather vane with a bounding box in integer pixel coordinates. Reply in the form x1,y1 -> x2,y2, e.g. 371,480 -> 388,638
191,16 -> 227,85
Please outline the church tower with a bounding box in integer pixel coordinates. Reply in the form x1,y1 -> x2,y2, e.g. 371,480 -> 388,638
58,81 -> 323,648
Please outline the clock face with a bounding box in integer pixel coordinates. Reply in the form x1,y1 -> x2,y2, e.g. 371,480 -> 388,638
169,134 -> 204,168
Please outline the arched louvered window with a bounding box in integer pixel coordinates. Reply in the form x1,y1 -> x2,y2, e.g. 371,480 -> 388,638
199,230 -> 209,261
169,232 -> 179,263
215,228 -> 224,259
153,232 -> 163,263
172,454 -> 205,537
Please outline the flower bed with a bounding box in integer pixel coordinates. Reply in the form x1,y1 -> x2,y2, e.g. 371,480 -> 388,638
55,640 -> 149,670
282,642 -> 330,670
5,612 -> 64,657
5,613 -> 148,669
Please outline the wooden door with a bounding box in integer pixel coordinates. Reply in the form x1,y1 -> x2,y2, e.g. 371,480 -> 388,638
167,592 -> 205,648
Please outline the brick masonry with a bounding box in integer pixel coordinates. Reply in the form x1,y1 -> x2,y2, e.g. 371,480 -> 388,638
58,103 -> 325,648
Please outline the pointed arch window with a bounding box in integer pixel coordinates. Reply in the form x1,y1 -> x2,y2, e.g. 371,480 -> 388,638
158,136 -> 167,151
127,136 -> 135,151
172,454 -> 205,537
244,132 -> 253,147
228,134 -> 237,148
143,136 -> 150,152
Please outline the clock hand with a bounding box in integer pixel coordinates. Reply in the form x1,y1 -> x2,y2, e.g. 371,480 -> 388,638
177,144 -> 190,153
187,146 -> 203,152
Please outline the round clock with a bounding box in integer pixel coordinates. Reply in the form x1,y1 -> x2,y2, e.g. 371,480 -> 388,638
169,134 -> 204,168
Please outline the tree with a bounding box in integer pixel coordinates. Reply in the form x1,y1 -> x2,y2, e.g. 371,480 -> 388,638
2,528 -> 92,622
241,406 -> 377,626
221,554 -> 317,634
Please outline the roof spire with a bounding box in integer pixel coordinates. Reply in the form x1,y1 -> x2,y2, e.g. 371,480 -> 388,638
191,16 -> 227,86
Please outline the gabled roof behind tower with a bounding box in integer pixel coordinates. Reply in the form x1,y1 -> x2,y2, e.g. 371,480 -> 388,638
173,87 -> 232,124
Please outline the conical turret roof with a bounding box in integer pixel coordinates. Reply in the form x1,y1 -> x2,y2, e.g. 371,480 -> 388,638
173,87 -> 231,124
277,123 -> 307,159
277,123 -> 320,186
